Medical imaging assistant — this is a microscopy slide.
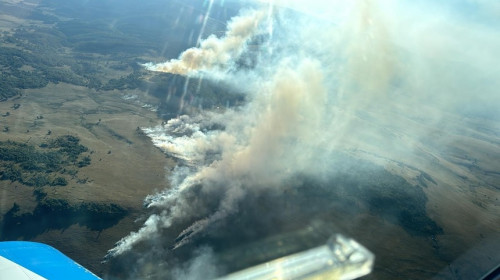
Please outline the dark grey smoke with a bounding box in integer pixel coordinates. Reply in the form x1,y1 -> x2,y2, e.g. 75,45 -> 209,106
106,1 -> 500,279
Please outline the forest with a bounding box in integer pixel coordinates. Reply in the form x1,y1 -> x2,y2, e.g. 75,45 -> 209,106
0,135 -> 91,187
0,1 -> 245,115
1,198 -> 128,240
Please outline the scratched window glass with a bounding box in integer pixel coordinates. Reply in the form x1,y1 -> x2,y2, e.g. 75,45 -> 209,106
0,1 -> 499,279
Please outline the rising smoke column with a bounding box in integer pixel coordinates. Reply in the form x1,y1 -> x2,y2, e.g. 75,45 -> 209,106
108,1 -> 500,277
143,9 -> 266,75
106,0 -> 405,258
107,56 -> 328,256
107,7 -> 270,257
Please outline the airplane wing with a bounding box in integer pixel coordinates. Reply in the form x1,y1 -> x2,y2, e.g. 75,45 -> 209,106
0,241 -> 101,280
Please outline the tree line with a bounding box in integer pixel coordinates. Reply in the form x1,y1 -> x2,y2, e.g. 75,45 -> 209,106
0,135 -> 92,187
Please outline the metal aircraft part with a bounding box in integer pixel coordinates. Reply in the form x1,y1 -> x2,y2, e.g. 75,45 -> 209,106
218,234 -> 374,280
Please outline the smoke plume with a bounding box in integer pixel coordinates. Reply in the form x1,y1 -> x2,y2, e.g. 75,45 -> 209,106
143,9 -> 266,75
108,0 -> 500,278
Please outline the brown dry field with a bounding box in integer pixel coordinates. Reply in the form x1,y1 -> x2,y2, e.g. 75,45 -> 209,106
327,104 -> 500,279
0,83 -> 174,275
1,84 -> 498,279
0,3 -> 498,279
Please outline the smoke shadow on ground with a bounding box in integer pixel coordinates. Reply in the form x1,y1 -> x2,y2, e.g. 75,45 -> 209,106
106,152 -> 443,279
0,198 -> 128,240
146,73 -> 246,119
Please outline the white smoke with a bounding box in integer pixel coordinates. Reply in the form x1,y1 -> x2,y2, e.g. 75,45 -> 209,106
171,247 -> 221,280
143,9 -> 266,75
108,0 -> 500,276
108,56 -> 330,256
